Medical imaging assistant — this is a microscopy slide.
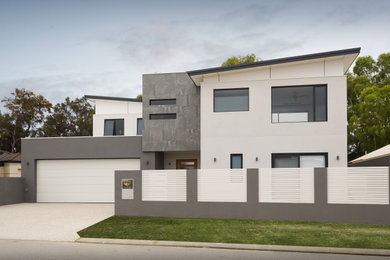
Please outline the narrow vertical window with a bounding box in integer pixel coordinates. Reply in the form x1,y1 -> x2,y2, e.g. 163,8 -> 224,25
230,154 -> 243,169
137,118 -> 143,135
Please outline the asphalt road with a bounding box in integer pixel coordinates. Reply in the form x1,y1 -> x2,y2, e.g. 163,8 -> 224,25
1,239 -> 389,260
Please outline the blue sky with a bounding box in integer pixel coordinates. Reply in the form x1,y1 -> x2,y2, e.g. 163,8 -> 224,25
0,0 -> 389,106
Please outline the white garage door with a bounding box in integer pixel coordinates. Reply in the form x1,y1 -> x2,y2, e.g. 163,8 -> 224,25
37,159 -> 140,203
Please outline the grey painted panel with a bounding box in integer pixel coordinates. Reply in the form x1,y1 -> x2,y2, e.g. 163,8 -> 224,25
0,178 -> 24,205
22,136 -> 162,202
142,73 -> 200,151
115,168 -> 390,225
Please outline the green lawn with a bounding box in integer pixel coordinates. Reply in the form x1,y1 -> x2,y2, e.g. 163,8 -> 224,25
78,216 -> 390,249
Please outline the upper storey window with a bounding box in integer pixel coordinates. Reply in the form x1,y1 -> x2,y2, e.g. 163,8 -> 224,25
272,85 -> 327,123
214,88 -> 249,112
150,99 -> 176,105
104,119 -> 124,136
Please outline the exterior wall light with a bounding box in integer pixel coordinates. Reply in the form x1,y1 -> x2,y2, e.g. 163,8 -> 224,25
256,157 -> 258,162
214,158 -> 216,162
336,156 -> 340,160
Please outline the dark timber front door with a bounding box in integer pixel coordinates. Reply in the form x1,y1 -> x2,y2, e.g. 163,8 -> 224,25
176,159 -> 198,169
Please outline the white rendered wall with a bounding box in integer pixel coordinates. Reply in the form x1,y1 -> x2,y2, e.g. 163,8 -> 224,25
92,100 -> 142,136
200,58 -> 348,168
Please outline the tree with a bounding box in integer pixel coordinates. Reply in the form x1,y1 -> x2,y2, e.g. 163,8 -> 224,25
136,94 -> 142,100
221,53 -> 261,66
349,85 -> 390,157
0,112 -> 16,151
1,88 -> 52,152
39,97 -> 94,137
348,53 -> 390,160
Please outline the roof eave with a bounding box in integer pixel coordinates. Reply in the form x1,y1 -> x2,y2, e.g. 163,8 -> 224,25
187,47 -> 361,86
84,95 -> 142,103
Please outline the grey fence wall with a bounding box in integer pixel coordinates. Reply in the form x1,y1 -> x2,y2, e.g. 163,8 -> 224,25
22,136 -> 163,202
0,178 -> 25,205
115,168 -> 390,225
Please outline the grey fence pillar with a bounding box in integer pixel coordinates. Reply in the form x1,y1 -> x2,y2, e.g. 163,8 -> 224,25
247,168 -> 259,205
314,168 -> 327,206
187,169 -> 197,204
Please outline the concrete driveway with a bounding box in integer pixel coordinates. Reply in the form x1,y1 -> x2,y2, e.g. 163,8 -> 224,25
0,203 -> 113,241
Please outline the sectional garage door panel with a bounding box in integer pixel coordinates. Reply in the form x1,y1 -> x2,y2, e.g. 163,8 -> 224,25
37,159 -> 140,203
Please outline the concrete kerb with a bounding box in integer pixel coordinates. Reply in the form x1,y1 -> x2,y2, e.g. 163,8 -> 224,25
76,237 -> 390,257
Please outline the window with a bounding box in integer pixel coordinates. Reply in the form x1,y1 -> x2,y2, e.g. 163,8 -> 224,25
272,85 -> 327,123
149,113 -> 176,120
230,154 -> 243,169
214,88 -> 249,112
150,99 -> 176,105
104,119 -> 124,136
272,153 -> 327,168
137,118 -> 143,135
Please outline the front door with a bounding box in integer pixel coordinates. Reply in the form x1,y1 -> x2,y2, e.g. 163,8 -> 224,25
176,159 -> 198,169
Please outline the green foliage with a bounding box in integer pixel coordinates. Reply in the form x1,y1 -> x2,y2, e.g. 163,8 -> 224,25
136,94 -> 142,100
348,53 -> 390,160
39,97 -> 94,137
0,89 -> 94,152
1,88 -> 52,152
221,53 -> 260,66
353,56 -> 377,80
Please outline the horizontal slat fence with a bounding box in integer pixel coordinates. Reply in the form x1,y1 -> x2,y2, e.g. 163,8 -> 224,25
197,169 -> 247,202
328,167 -> 389,205
259,168 -> 314,203
142,170 -> 187,201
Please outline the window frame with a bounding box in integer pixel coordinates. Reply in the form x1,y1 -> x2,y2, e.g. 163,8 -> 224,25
136,118 -> 143,135
149,99 -> 176,105
213,88 -> 249,113
104,119 -> 124,136
271,84 -> 327,123
271,153 -> 328,168
230,153 -> 243,169
149,113 -> 177,120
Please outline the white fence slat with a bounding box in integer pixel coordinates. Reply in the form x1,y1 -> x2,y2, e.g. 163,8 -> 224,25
142,170 -> 187,201
328,167 -> 389,205
259,168 -> 314,203
198,169 -> 247,202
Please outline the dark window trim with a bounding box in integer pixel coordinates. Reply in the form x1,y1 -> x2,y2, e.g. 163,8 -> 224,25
230,153 -> 243,169
271,84 -> 327,123
213,88 -> 250,113
271,153 -> 328,168
149,113 -> 177,120
104,118 -> 124,136
136,118 -> 143,135
149,99 -> 176,105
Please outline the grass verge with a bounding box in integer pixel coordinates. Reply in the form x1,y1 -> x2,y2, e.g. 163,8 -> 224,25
78,216 -> 390,249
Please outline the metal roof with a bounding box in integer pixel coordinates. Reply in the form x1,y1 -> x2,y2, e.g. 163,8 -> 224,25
84,95 -> 142,102
349,144 -> 390,165
187,47 -> 361,76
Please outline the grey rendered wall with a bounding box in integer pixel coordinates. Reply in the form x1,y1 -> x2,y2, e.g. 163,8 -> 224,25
22,136 -> 163,202
115,168 -> 390,225
142,73 -> 200,152
350,155 -> 390,167
0,178 -> 24,205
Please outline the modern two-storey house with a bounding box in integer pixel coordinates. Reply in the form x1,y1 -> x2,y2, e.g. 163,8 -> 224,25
22,47 -> 360,203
